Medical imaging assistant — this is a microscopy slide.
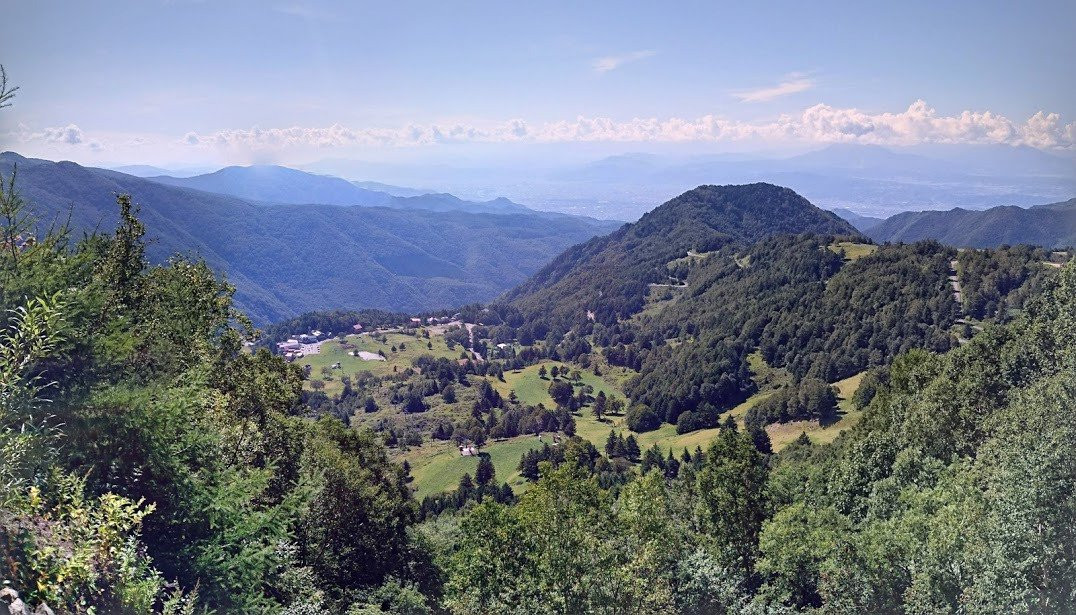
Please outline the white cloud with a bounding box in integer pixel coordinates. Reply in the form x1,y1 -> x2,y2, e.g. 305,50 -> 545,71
734,76 -> 815,103
591,50 -> 656,73
174,101 -> 1075,152
42,124 -> 85,145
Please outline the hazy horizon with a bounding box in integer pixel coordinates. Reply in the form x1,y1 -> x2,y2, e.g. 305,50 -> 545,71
3,1 -> 1074,171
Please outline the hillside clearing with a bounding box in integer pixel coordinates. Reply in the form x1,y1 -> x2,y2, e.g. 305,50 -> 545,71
829,241 -> 878,261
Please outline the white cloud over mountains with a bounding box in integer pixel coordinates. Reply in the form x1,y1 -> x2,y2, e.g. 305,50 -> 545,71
12,102 -> 1074,159
42,123 -> 84,144
176,101 -> 1076,152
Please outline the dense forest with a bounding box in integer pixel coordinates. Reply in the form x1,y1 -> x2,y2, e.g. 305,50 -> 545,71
444,261 -> 1075,612
622,237 -> 958,426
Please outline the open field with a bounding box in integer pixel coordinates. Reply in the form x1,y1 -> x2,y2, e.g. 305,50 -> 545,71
405,436 -> 544,498
405,353 -> 867,497
490,361 -> 626,408
829,241 -> 879,262
299,330 -> 463,395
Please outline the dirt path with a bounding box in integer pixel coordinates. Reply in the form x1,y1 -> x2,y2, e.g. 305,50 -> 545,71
948,259 -> 962,304
465,323 -> 484,362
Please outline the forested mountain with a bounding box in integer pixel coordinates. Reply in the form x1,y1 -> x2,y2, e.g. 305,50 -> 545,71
148,164 -> 539,215
868,198 -> 1076,248
623,238 -> 959,426
1,152 -> 619,323
499,183 -> 859,331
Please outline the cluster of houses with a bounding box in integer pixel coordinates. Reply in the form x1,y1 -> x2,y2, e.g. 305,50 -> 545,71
411,315 -> 455,326
276,329 -> 327,362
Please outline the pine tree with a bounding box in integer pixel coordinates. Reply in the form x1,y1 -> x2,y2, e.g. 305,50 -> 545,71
605,430 -> 618,457
476,455 -> 495,487
625,435 -> 641,460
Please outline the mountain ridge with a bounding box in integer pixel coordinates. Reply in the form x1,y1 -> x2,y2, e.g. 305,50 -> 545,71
868,198 -> 1076,247
1,152 -> 620,323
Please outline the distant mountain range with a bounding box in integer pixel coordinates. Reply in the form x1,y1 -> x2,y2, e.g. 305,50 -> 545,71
831,207 -> 884,231
2,152 -> 619,323
866,198 -> 1076,248
309,143 -> 1072,221
145,165 -> 539,216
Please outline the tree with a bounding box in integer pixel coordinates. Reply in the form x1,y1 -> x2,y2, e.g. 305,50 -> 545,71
748,422 -> 773,454
476,455 -> 495,487
538,365 -> 548,379
0,65 -> 19,110
364,396 -> 378,413
626,404 -> 661,433
548,380 -> 574,407
607,397 -> 625,416
0,164 -> 33,275
311,379 -> 326,391
593,391 -> 607,421
441,384 -> 457,403
604,430 -> 618,457
625,435 -> 641,460
696,429 -> 769,573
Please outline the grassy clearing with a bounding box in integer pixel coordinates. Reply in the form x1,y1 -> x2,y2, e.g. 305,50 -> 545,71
762,371 -> 867,451
667,250 -> 712,270
406,437 -> 544,498
299,330 -> 462,395
747,351 -> 791,390
405,350 -> 868,496
829,241 -> 879,262
637,284 -> 684,319
490,361 -> 625,408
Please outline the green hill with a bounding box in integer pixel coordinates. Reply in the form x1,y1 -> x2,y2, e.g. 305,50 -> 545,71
499,183 -> 861,331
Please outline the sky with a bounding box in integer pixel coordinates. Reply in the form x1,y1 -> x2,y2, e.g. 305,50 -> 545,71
2,0 -> 1074,169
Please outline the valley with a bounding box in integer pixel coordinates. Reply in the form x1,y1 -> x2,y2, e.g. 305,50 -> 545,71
3,5 -> 1074,611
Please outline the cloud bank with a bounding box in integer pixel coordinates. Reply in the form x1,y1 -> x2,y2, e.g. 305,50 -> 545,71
12,102 -> 1074,159
177,101 -> 1076,152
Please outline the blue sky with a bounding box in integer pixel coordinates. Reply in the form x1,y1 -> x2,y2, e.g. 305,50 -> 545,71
2,0 -> 1074,167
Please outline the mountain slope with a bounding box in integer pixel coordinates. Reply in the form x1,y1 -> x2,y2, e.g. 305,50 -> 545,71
2,152 -> 619,323
148,165 -> 395,207
149,164 -> 539,215
831,207 -> 885,231
499,183 -> 860,329
868,198 -> 1076,248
